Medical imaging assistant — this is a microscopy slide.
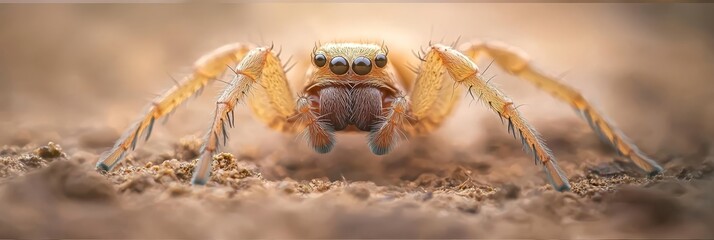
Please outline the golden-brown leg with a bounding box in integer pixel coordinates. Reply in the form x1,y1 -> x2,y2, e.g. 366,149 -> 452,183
96,43 -> 253,171
459,41 -> 663,175
412,44 -> 571,191
192,46 -> 297,185
405,51 -> 461,135
246,59 -> 302,133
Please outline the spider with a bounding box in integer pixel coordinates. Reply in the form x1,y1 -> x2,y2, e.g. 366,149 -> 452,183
95,40 -> 663,191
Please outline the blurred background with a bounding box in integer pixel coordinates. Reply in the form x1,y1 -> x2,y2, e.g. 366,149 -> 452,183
2,3 -> 713,166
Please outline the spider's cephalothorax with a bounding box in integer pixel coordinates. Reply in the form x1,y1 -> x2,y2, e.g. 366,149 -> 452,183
96,40 -> 664,191
299,43 -> 405,154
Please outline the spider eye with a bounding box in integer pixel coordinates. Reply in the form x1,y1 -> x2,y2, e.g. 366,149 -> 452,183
329,56 -> 349,75
352,56 -> 372,75
314,54 -> 327,67
375,54 -> 388,68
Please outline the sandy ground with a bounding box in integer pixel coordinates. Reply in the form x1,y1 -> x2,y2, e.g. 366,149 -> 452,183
1,3 -> 714,239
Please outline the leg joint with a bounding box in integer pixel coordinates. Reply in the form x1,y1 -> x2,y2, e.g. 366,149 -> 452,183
501,101 -> 515,116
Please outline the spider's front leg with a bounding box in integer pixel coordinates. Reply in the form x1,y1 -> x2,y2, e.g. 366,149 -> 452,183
96,43 -> 253,171
459,41 -> 663,175
191,46 -> 298,185
412,44 -> 571,191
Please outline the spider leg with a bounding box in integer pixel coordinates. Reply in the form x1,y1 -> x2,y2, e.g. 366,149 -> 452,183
459,41 -> 663,175
245,54 -> 301,133
96,43 -> 253,171
403,51 -> 461,135
413,44 -> 571,191
192,46 -> 297,185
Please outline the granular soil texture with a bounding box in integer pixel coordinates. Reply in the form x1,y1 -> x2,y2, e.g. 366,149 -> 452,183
0,139 -> 712,238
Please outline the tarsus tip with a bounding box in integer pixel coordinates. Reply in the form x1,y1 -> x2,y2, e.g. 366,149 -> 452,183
543,161 -> 571,192
191,176 -> 209,186
647,164 -> 664,177
95,162 -> 112,172
553,182 -> 572,192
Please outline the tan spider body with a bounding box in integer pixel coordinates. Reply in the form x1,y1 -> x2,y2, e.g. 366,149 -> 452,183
96,40 -> 663,191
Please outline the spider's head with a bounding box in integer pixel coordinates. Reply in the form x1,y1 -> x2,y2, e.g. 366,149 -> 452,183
309,42 -> 391,82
